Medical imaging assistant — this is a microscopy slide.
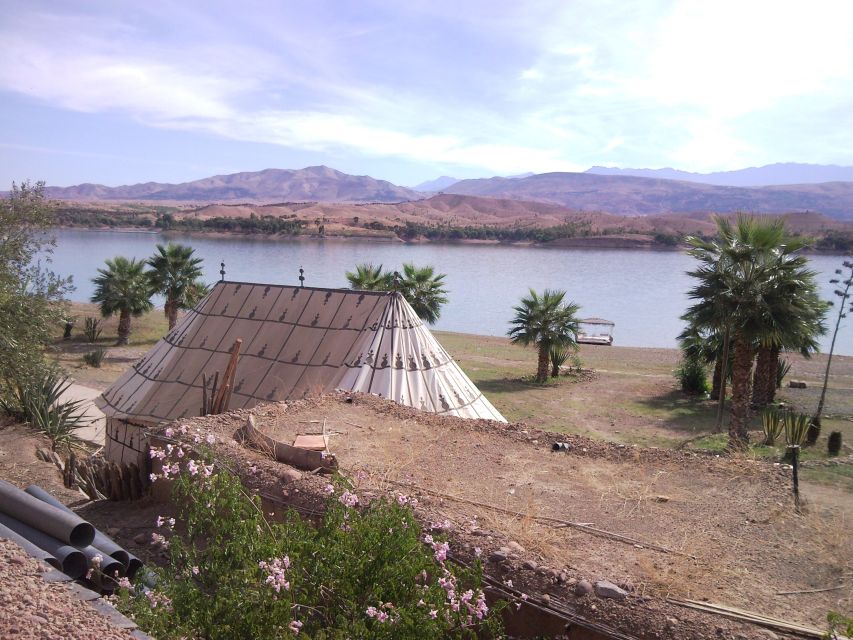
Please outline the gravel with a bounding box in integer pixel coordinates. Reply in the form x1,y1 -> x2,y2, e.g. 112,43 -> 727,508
0,538 -> 136,640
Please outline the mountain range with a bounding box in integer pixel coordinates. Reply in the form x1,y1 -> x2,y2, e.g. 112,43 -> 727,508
37,163 -> 853,220
585,163 -> 853,186
42,166 -> 420,203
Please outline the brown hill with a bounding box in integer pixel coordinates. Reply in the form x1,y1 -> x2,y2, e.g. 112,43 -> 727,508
445,172 -> 853,219
42,166 -> 420,203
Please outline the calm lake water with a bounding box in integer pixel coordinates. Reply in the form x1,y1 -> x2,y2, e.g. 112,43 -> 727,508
46,229 -> 853,356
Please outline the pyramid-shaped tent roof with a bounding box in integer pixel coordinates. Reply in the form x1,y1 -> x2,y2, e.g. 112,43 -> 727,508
95,281 -> 506,423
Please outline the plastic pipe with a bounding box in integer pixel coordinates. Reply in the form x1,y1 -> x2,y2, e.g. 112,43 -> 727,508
0,513 -> 87,579
0,479 -> 95,547
0,521 -> 61,570
25,485 -> 130,568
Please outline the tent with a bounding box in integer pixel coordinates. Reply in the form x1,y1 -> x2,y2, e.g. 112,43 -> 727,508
96,281 -> 506,463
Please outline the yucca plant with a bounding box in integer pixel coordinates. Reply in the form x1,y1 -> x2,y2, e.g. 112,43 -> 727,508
3,370 -> 90,449
83,348 -> 107,368
761,408 -> 783,446
83,317 -> 102,343
776,358 -> 792,389
784,411 -> 811,447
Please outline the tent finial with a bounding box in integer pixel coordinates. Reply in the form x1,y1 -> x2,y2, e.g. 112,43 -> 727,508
220,261 -> 226,281
298,266 -> 305,288
392,271 -> 402,292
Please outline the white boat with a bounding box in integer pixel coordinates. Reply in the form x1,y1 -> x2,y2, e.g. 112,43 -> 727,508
577,317 -> 615,345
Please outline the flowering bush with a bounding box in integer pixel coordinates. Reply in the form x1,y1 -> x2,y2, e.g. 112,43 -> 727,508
116,442 -> 503,639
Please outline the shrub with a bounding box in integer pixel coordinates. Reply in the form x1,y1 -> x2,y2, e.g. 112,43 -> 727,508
83,317 -> 103,342
827,431 -> 842,457
675,354 -> 708,395
0,369 -> 89,449
83,348 -> 107,368
784,411 -> 811,447
116,444 -> 504,640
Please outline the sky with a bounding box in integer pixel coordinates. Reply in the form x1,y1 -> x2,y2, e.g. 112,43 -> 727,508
1,0 -> 852,188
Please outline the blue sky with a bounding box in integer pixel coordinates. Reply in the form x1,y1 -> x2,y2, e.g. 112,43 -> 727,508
1,0 -> 852,188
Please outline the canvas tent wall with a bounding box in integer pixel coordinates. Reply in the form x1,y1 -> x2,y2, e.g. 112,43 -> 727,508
96,281 -> 506,463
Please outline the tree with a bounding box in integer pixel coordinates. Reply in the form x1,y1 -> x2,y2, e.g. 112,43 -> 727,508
508,289 -> 580,383
683,216 -> 826,450
345,263 -> 449,325
345,263 -> 393,291
0,181 -> 72,394
399,263 -> 449,325
146,243 -> 206,330
813,260 -> 853,442
91,257 -> 153,345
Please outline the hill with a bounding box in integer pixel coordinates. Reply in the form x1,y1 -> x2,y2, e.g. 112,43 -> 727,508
42,166 -> 421,203
445,172 -> 853,219
586,162 -> 853,186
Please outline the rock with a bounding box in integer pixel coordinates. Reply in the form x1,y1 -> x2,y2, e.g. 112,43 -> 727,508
755,631 -> 779,639
106,527 -> 121,536
507,541 -> 525,555
652,495 -> 671,503
10,555 -> 26,565
574,579 -> 593,596
489,549 -> 509,563
666,617 -> 679,627
548,568 -> 561,580
788,380 -> 807,388
522,559 -> 538,570
279,468 -> 302,483
536,566 -> 550,575
541,594 -> 551,605
594,580 -> 628,600
133,533 -> 147,545
558,571 -> 569,584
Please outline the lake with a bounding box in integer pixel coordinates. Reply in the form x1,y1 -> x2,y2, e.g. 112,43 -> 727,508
46,228 -> 853,355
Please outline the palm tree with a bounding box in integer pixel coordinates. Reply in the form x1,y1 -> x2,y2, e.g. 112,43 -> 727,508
345,263 -> 393,291
146,243 -> 206,330
683,216 -> 825,450
508,289 -> 581,383
91,257 -> 153,345
399,263 -> 449,325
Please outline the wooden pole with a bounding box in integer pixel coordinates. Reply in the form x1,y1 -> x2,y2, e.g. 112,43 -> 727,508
213,339 -> 242,413
790,445 -> 801,513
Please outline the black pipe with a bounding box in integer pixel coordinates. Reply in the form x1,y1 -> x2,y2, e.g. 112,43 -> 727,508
25,485 -> 130,568
0,479 -> 95,547
0,513 -> 87,579
0,521 -> 61,570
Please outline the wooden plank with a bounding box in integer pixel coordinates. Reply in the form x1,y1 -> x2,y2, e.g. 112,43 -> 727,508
292,435 -> 328,451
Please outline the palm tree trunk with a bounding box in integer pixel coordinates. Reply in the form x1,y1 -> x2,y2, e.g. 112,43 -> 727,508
537,345 -> 550,383
715,326 -> 731,432
766,346 -> 780,403
117,310 -> 132,346
751,346 -> 774,407
711,356 -> 723,400
166,296 -> 178,330
728,335 -> 755,450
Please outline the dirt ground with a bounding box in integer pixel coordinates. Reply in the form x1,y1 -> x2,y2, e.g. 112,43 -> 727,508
139,394 -> 850,639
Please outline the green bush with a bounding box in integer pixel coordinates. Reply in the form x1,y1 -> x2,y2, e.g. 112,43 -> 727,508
83,317 -> 103,342
675,354 -> 709,395
83,348 -> 107,368
116,446 -> 503,640
761,408 -> 783,445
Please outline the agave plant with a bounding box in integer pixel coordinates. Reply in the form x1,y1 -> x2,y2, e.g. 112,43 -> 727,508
761,408 -> 784,446
83,348 -> 107,368
83,317 -> 103,343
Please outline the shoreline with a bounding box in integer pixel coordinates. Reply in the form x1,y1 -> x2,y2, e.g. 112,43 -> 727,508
52,224 -> 853,254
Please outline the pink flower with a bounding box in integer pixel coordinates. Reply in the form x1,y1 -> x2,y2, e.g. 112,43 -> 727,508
396,494 -> 409,506
288,620 -> 303,634
149,473 -> 158,482
164,427 -> 175,438
151,532 -> 169,549
259,556 -> 291,593
429,609 -> 438,619
191,566 -> 199,575
205,433 -> 216,445
117,576 -> 132,590
474,547 -> 482,557
203,464 -> 214,477
339,490 -> 359,508
156,516 -> 165,528
187,460 -> 199,476
323,484 -> 335,495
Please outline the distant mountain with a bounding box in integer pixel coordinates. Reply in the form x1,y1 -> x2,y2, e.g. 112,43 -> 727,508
445,172 -> 853,219
411,176 -> 460,192
43,166 -> 421,203
586,163 -> 853,187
